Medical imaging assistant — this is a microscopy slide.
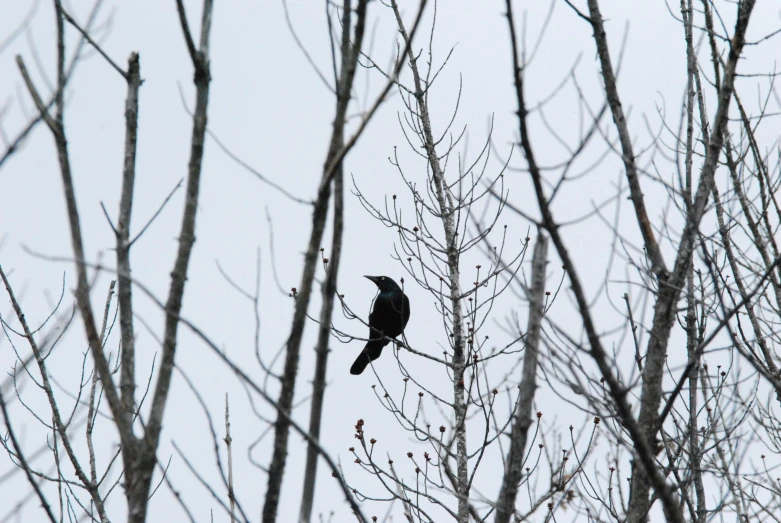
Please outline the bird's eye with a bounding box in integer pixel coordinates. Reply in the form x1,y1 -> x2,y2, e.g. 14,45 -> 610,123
381,277 -> 385,280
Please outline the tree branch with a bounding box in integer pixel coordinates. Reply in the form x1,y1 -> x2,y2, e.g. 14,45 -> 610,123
117,52 -> 141,426
627,2 -> 756,519
263,2 -> 367,521
584,0 -> 668,279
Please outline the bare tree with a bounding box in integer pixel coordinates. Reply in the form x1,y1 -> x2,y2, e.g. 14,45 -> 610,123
2,0 -> 214,520
338,0 -> 781,522
1,0 -> 422,521
491,0 -> 780,521
2,0 -> 780,522
342,3 -> 561,522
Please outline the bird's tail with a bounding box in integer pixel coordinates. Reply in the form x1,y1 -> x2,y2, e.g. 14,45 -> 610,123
350,340 -> 386,375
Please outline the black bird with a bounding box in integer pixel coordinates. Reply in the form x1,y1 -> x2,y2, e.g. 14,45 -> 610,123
350,275 -> 410,375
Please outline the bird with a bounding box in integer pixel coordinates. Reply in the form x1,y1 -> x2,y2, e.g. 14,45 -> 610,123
350,275 -> 410,375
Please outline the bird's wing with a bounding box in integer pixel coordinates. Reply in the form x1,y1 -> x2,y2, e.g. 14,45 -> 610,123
390,293 -> 410,322
368,299 -> 387,340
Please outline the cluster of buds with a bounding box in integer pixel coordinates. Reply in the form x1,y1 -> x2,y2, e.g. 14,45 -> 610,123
289,287 -> 297,297
354,419 -> 365,441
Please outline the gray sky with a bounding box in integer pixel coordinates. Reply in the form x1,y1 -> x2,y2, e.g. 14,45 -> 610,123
1,0 -> 780,521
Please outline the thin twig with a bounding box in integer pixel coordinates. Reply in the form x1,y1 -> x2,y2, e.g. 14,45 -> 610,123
58,6 -> 127,79
225,394 -> 236,523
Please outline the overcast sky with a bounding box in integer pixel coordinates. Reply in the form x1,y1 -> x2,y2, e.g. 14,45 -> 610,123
1,0 -> 780,521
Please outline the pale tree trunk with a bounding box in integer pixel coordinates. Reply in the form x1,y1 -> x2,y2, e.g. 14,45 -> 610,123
494,234 -> 548,523
390,1 -> 469,519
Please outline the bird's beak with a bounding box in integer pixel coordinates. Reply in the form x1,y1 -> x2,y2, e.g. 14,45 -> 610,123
364,275 -> 378,284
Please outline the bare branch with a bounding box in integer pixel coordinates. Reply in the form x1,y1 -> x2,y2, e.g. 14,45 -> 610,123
138,1 -> 215,520
585,0 -> 668,279
117,52 -> 141,424
264,2 -> 369,521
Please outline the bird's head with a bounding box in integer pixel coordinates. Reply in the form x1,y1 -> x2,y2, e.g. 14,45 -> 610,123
364,275 -> 402,293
